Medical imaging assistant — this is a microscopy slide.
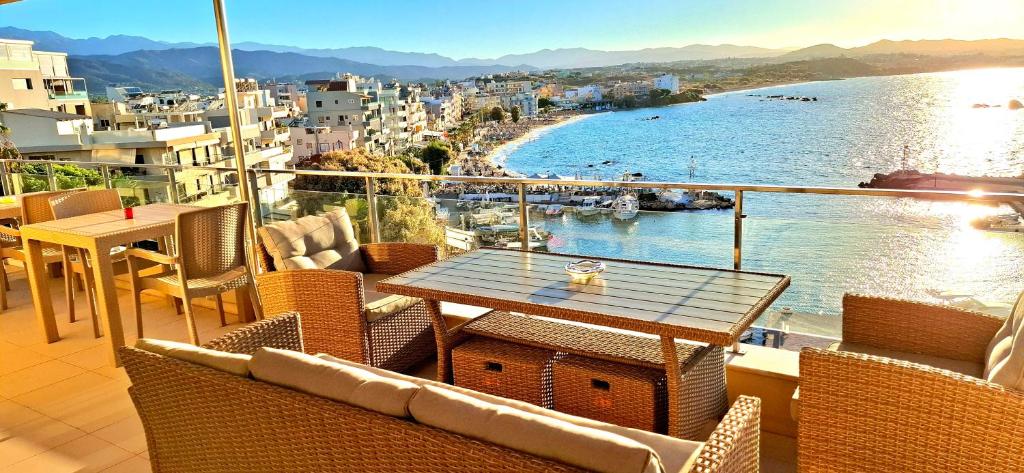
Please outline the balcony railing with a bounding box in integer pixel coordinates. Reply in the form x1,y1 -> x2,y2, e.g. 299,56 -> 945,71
3,157 -> 1021,338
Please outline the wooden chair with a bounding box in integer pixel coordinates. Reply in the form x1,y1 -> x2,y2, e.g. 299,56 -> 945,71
48,189 -> 129,337
0,189 -> 90,315
125,202 -> 263,345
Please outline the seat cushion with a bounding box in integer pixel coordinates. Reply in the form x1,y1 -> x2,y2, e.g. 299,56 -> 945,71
258,208 -> 366,273
250,347 -> 419,418
364,295 -> 421,322
985,292 -> 1024,390
136,338 -> 251,376
317,354 -> 702,473
410,385 -> 663,473
829,341 -> 984,378
361,273 -> 394,304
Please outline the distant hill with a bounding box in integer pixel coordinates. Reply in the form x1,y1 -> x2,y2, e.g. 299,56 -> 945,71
462,45 -> 789,69
0,27 -> 209,55
748,57 -> 881,80
779,38 -> 1024,62
69,47 -> 535,93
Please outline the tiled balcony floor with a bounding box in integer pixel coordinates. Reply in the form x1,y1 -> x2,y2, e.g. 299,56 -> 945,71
0,265 -> 798,472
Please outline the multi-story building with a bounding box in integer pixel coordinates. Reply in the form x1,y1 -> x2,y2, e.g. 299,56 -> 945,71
565,84 -> 603,103
420,94 -> 462,131
305,76 -> 388,154
500,92 -> 539,117
0,38 -> 91,116
654,74 -> 680,94
287,118 -> 362,163
611,80 -> 653,98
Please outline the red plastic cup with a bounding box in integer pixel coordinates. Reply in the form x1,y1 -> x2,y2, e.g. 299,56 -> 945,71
124,207 -> 134,220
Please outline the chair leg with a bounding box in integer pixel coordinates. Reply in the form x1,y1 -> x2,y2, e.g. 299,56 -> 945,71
181,294 -> 201,345
62,250 -> 75,324
127,257 -> 145,340
173,298 -> 183,315
0,257 -> 8,311
79,249 -> 101,339
215,294 -> 226,327
247,283 -> 264,321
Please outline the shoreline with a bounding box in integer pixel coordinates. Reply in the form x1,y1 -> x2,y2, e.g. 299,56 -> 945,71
484,113 -> 599,171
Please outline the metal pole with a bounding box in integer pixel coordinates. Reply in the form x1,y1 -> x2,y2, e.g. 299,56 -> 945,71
247,169 -> 264,227
365,177 -> 380,243
100,164 -> 111,189
733,190 -> 743,270
518,183 -> 530,250
0,161 -> 9,196
212,0 -> 259,263
165,168 -> 180,203
45,162 -> 57,190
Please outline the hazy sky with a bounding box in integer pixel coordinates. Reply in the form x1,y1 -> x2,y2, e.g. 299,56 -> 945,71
3,0 -> 1022,58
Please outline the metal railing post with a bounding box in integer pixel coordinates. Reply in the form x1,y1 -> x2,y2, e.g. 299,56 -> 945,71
100,164 -> 111,189
733,190 -> 743,270
518,183 -> 530,250
165,168 -> 180,203
247,169 -> 264,227
45,162 -> 57,190
0,161 -> 9,196
365,176 -> 381,243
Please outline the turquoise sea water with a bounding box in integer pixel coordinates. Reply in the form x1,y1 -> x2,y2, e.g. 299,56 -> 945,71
501,68 -> 1024,318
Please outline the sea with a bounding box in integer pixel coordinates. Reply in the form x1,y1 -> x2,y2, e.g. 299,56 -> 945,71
496,68 -> 1024,323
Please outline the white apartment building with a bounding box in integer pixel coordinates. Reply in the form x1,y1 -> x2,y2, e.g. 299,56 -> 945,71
565,84 -> 603,103
420,95 -> 462,130
500,92 -> 539,117
654,74 -> 680,94
0,38 -> 91,116
305,76 -> 389,154
287,118 -> 361,163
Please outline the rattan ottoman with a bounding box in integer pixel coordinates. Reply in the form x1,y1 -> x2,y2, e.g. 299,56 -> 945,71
451,336 -> 556,408
553,354 -> 668,433
461,311 -> 729,440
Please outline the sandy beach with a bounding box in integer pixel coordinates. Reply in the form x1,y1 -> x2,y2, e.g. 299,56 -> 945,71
485,113 -> 597,171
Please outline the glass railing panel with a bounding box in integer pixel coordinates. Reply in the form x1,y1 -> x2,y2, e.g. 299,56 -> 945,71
258,184 -> 372,243
742,192 -> 1022,338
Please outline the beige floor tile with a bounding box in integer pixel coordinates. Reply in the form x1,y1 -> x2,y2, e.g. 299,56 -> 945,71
59,344 -> 111,371
1,434 -> 134,473
0,400 -> 44,429
101,454 -> 152,473
12,372 -> 134,433
0,416 -> 87,467
92,414 -> 148,455
0,360 -> 86,398
0,346 -> 50,377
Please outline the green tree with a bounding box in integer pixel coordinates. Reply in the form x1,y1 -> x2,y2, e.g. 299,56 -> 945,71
489,106 -> 504,122
538,97 -> 555,109
0,102 -> 20,161
510,106 -> 521,123
419,140 -> 455,175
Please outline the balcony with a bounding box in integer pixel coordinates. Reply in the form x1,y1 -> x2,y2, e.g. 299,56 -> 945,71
0,157 -> 1021,473
46,90 -> 89,101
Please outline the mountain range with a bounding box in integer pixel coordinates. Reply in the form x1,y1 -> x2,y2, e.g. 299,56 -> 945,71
2,27 -> 1024,94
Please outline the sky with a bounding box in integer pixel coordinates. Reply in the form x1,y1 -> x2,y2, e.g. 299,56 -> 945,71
2,0 -> 1023,58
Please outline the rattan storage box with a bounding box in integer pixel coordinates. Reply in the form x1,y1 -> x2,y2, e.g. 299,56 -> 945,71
452,337 -> 556,408
553,354 -> 668,433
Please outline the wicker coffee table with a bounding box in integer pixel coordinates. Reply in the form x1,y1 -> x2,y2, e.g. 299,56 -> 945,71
377,247 -> 790,438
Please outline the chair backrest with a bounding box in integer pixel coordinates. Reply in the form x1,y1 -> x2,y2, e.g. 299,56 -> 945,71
48,189 -> 122,220
19,188 -> 85,224
176,202 -> 249,280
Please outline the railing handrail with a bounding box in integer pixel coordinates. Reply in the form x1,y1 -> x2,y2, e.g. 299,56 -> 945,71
3,157 -> 1024,202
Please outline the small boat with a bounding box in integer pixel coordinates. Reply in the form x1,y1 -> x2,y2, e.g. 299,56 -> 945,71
972,213 -> 1024,232
611,195 -> 639,220
577,197 -> 601,217
544,204 -> 564,216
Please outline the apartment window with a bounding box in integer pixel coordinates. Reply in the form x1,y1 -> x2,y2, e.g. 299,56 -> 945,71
348,99 -> 355,104
334,100 -> 339,104
339,116 -> 344,122
315,100 -> 323,108
297,139 -> 303,145
11,78 -> 32,90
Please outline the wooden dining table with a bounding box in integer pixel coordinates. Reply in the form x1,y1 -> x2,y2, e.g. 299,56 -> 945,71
378,247 -> 791,437
19,203 -> 254,366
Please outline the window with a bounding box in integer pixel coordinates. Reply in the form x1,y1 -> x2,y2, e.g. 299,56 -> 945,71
334,100 -> 339,104
11,78 -> 32,90
297,139 -> 303,145
315,100 -> 322,108
348,99 -> 355,104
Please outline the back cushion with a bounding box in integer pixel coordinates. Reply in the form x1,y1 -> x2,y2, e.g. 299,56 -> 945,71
135,338 -> 251,376
249,347 -> 419,417
986,292 -> 1024,390
409,385 -> 662,473
258,207 -> 366,272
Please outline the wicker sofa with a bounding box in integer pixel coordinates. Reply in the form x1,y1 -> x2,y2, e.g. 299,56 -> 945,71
121,313 -> 763,473
255,207 -> 438,372
797,293 -> 1024,473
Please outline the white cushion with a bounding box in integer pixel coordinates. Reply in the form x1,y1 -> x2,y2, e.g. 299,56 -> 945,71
410,385 -> 663,473
985,292 -> 1024,390
830,341 -> 984,378
258,207 -> 365,272
317,353 -> 701,473
135,338 -> 251,376
249,347 -> 418,417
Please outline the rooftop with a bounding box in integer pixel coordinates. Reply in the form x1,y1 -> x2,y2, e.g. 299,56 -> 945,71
2,108 -> 86,120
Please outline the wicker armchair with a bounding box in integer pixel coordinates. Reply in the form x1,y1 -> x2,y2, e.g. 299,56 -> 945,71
798,294 -> 1024,472
0,189 -> 89,315
126,203 -> 263,345
256,242 -> 439,373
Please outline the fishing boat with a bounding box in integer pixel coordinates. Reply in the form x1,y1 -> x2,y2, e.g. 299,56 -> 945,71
577,197 -> 601,217
612,195 -> 640,220
544,204 -> 564,216
972,213 -> 1024,232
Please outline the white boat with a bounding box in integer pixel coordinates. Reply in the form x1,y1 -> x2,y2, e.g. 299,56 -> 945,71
612,195 -> 639,220
545,204 -> 564,216
577,197 -> 601,217
972,213 -> 1024,233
